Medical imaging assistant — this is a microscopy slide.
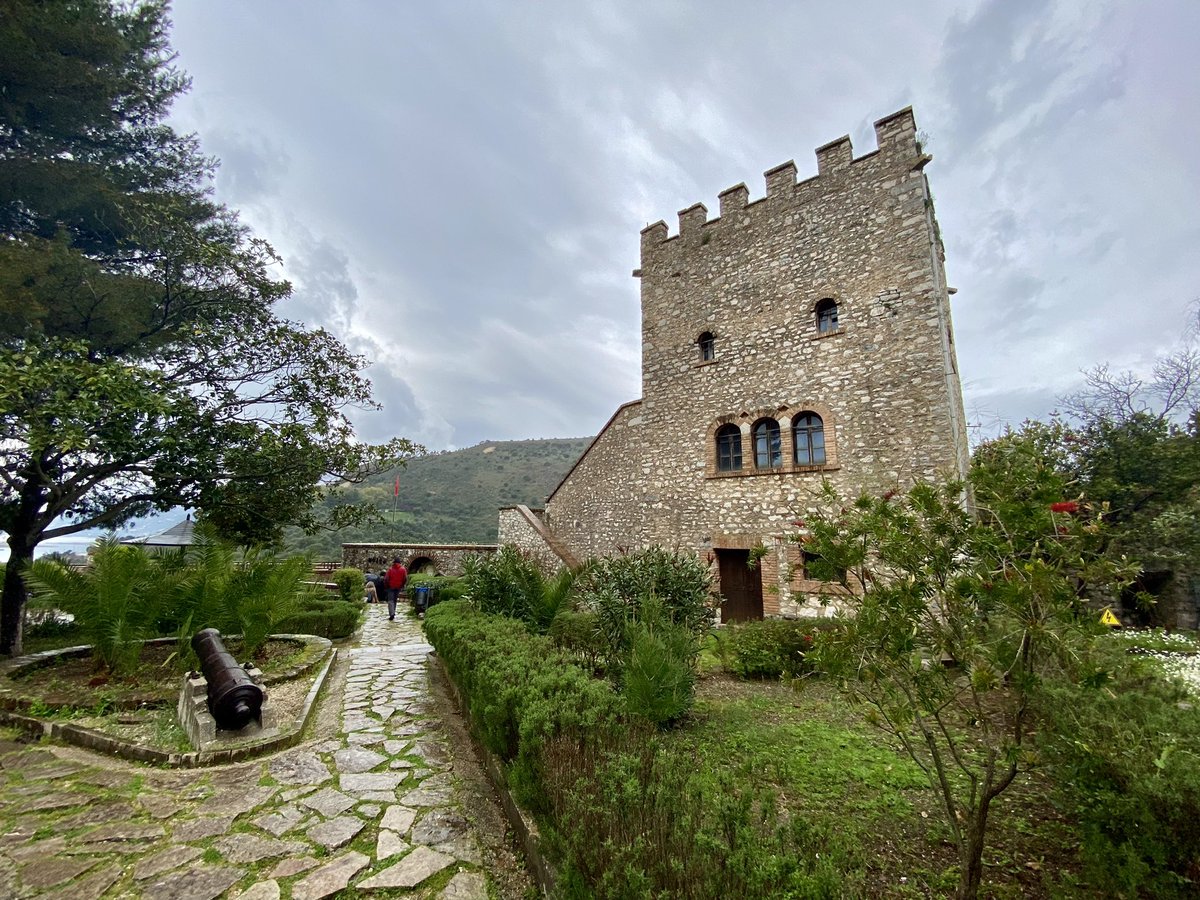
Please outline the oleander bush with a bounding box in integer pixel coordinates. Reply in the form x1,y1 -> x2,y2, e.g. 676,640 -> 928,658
548,609 -> 605,671
575,547 -> 716,677
461,546 -> 576,632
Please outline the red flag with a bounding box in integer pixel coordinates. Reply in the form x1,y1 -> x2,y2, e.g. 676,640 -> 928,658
393,475 -> 400,497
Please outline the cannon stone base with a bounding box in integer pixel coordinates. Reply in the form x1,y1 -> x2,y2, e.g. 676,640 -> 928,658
178,664 -> 278,750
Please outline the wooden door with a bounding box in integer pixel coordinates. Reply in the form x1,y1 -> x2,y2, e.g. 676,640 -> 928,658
717,549 -> 763,623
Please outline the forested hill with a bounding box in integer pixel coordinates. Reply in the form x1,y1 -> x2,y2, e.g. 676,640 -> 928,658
284,437 -> 592,559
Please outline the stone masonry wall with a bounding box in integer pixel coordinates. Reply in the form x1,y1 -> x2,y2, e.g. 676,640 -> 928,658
540,107 -> 969,616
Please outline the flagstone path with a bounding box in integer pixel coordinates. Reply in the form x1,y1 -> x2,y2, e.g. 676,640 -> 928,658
0,604 -> 527,899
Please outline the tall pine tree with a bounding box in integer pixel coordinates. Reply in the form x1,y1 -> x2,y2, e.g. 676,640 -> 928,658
0,1 -> 414,654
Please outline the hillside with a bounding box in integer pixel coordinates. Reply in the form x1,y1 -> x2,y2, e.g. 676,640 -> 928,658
284,437 -> 592,559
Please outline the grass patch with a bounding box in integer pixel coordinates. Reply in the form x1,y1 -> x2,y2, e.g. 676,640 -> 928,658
666,675 -> 1095,897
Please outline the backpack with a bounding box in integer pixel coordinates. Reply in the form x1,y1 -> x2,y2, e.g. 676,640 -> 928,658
387,564 -> 407,590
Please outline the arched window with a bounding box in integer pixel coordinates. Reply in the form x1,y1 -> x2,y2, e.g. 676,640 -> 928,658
716,424 -> 742,472
752,418 -> 782,469
815,298 -> 839,334
793,412 -> 826,465
697,331 -> 715,362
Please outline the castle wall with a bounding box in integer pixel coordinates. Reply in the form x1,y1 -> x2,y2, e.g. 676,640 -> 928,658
497,505 -> 578,573
538,107 -> 969,616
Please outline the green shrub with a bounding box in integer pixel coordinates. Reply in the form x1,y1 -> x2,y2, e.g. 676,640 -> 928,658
1037,645 -> 1200,897
407,574 -> 468,606
549,609 -> 604,670
276,599 -> 361,639
542,728 -> 848,899
425,598 -> 849,897
331,567 -> 363,604
423,600 -> 621,795
622,616 -> 695,725
723,618 -> 836,679
216,548 -> 313,656
22,610 -> 82,650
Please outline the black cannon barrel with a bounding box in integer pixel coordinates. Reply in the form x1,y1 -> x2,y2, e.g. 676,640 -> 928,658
191,628 -> 264,731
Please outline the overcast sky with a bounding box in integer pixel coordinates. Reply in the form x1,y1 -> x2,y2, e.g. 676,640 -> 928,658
164,0 -> 1200,452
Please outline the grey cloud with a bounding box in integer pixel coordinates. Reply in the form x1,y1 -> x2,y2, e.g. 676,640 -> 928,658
164,1 -> 1200,447
207,130 -> 290,204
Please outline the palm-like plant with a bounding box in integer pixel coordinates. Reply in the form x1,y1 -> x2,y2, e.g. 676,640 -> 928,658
220,548 -> 312,657
168,532 -> 236,669
27,539 -> 165,675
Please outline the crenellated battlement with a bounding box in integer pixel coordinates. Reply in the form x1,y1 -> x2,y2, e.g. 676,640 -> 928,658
640,107 -> 921,253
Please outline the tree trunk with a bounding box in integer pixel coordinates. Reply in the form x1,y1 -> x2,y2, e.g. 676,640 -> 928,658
957,818 -> 985,900
1,539 -> 34,656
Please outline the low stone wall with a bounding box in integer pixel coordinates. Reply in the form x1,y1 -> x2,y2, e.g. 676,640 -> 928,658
0,634 -> 335,767
342,543 -> 496,577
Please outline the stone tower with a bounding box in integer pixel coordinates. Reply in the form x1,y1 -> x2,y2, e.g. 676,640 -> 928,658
501,107 -> 969,620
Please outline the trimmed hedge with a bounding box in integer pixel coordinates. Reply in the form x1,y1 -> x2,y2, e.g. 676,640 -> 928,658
276,599 -> 361,639
424,599 -> 846,897
424,600 -> 621,793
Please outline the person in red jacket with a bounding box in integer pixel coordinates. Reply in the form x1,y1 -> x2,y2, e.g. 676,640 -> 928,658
385,557 -> 408,621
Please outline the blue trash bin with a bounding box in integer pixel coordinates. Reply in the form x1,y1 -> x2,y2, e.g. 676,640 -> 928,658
413,584 -> 431,613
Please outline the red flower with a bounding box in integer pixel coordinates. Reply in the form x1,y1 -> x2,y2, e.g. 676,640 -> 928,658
1050,501 -> 1079,514
1056,524 -> 1070,535
882,489 -> 897,501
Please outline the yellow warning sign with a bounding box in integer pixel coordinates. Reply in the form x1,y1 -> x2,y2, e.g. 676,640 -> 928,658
1100,608 -> 1121,627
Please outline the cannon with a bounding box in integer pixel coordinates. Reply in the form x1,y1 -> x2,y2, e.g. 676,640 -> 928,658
190,628 -> 264,730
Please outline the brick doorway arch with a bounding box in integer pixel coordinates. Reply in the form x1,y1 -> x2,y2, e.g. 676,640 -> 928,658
408,556 -> 438,575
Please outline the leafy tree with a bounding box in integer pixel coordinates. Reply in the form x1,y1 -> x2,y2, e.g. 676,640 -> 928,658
801,428 -> 1132,900
0,1 -> 415,654
1057,306 -> 1200,614
1068,414 -> 1200,572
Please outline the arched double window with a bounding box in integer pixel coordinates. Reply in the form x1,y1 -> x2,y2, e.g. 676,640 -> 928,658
716,424 -> 742,471
752,418 -> 782,469
697,331 -> 715,362
815,298 -> 839,334
793,412 -> 826,465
